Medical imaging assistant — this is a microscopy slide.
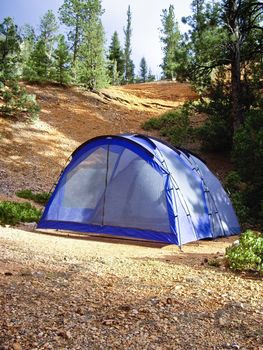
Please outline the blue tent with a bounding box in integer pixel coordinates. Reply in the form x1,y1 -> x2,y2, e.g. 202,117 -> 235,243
38,134 -> 240,245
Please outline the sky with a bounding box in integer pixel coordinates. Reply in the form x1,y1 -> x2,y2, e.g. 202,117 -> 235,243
0,0 -> 192,77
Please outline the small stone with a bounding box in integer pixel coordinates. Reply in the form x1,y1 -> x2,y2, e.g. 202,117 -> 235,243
102,319 -> 114,325
23,222 -> 36,227
32,271 -> 44,278
65,331 -> 72,340
4,272 -> 13,276
12,343 -> 22,350
131,309 -> 138,314
218,317 -> 227,326
76,307 -> 85,315
119,304 -> 131,312
185,276 -> 201,284
21,270 -> 32,277
57,329 -> 70,338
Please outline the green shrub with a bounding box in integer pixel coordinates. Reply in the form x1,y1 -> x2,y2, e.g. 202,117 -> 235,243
142,105 -> 193,146
226,230 -> 263,275
224,171 -> 242,192
0,82 -> 40,121
16,189 -> 50,205
143,117 -> 162,131
143,84 -> 233,153
197,115 -> 232,152
0,201 -> 42,225
193,83 -> 233,152
232,108 -> 263,182
224,171 -> 250,224
232,108 -> 263,226
230,192 -> 250,224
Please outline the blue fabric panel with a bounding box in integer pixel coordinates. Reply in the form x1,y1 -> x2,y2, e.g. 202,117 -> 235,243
122,134 -> 160,159
190,155 -> 240,236
71,137 -> 155,168
170,177 -> 198,245
154,140 -> 211,238
37,220 -> 178,244
163,173 -> 177,236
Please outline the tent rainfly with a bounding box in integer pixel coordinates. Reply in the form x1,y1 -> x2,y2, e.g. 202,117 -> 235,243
38,134 -> 240,245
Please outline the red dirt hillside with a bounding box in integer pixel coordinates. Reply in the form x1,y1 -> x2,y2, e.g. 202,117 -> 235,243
0,82 -> 197,198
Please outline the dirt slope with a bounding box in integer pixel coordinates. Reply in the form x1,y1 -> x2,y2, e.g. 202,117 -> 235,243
0,82 -> 196,197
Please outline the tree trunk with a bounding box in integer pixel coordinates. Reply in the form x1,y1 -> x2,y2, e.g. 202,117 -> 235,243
73,16 -> 80,66
228,0 -> 243,132
231,41 -> 243,131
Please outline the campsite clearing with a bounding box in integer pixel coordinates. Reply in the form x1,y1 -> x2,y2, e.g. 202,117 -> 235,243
0,226 -> 262,350
1,82 -> 262,349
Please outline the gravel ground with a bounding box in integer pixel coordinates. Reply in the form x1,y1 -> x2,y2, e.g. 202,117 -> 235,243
0,227 -> 262,350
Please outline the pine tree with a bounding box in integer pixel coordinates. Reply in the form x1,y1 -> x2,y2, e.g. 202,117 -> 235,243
77,0 -> 108,90
0,18 -> 39,120
110,60 -> 119,85
108,31 -> 124,84
53,34 -> 71,85
29,39 -> 51,82
59,0 -> 84,67
25,10 -> 59,82
183,0 -> 224,88
160,5 -> 183,80
20,24 -> 36,80
0,17 -> 21,83
222,0 -> 263,129
185,0 -> 263,128
147,68 -> 155,82
139,57 -> 148,82
123,5 -> 135,83
39,9 -> 58,52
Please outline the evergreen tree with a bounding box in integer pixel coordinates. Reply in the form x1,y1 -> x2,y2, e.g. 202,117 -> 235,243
29,38 -> 51,82
53,34 -> 71,85
183,0 -> 225,89
39,9 -> 58,52
59,0 -> 84,66
123,5 -> 135,83
147,68 -> 155,82
77,0 -> 108,90
20,24 -> 36,80
0,18 -> 39,120
110,60 -> 119,85
139,57 -> 148,82
0,17 -> 21,82
222,0 -> 263,130
160,5 -> 184,80
184,0 -> 263,128
108,31 -> 124,84
25,10 -> 59,82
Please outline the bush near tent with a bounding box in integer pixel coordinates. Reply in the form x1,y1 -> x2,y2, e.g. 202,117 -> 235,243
226,230 -> 263,276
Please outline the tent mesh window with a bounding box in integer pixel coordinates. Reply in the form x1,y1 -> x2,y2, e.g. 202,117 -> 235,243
47,144 -> 171,233
103,145 -> 170,232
